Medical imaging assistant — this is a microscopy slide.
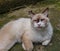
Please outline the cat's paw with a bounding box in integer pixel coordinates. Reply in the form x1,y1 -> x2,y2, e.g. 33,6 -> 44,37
22,43 -> 26,50
22,43 -> 33,51
42,40 -> 50,45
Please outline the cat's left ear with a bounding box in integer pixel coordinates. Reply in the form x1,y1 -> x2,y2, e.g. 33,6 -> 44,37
42,7 -> 49,17
28,10 -> 35,18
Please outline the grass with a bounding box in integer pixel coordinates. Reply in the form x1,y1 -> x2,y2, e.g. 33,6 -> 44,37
0,0 -> 60,51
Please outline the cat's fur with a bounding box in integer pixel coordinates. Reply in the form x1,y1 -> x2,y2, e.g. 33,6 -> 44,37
0,8 -> 53,51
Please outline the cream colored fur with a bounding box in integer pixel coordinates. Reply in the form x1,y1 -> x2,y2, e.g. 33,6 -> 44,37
0,8 -> 53,51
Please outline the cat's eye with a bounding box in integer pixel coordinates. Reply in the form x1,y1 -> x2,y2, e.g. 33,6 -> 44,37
41,19 -> 45,21
37,19 -> 39,22
34,20 -> 37,21
34,19 -> 39,23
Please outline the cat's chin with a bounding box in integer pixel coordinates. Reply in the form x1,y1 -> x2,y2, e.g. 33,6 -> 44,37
34,27 -> 45,30
34,27 -> 42,30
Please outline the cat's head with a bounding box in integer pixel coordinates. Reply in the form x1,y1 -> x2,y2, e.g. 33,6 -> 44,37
28,8 -> 49,30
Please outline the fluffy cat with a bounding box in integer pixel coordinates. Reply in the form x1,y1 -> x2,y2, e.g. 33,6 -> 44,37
0,8 -> 53,51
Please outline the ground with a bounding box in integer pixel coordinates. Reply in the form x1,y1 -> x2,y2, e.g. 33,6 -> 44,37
0,0 -> 60,51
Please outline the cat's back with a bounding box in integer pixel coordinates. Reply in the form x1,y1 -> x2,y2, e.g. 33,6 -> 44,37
0,18 -> 31,34
12,18 -> 31,41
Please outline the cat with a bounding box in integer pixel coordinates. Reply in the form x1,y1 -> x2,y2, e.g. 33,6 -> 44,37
0,8 -> 53,51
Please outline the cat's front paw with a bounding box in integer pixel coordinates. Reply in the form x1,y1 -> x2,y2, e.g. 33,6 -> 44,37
42,42 -> 48,45
42,40 -> 50,45
22,43 -> 33,51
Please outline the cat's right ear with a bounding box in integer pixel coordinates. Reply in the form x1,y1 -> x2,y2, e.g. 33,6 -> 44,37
28,10 -> 35,18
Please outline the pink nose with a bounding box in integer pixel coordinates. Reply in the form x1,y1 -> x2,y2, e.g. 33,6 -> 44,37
38,24 -> 40,27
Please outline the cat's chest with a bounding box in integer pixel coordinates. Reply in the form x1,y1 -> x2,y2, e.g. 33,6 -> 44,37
27,29 -> 48,42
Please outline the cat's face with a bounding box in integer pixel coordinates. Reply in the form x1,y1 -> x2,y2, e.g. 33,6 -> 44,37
29,8 -> 49,30
31,14 -> 49,29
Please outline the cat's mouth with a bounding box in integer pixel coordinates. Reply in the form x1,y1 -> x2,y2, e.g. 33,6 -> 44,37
37,26 -> 46,29
37,26 -> 43,29
37,26 -> 42,28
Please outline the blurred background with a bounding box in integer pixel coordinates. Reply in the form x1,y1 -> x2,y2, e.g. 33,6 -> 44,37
0,0 -> 60,51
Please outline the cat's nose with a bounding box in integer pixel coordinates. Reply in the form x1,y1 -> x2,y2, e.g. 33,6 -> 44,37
38,24 -> 41,26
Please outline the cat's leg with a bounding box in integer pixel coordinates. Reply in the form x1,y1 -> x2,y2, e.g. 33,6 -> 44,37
22,43 -> 26,50
42,39 -> 51,45
0,34 -> 16,51
22,34 -> 33,51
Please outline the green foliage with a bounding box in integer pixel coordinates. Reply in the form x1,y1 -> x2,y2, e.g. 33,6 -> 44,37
0,0 -> 43,13
0,0 -> 59,14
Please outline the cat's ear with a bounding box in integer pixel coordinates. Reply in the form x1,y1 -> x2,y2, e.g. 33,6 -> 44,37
42,7 -> 49,17
28,10 -> 35,18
